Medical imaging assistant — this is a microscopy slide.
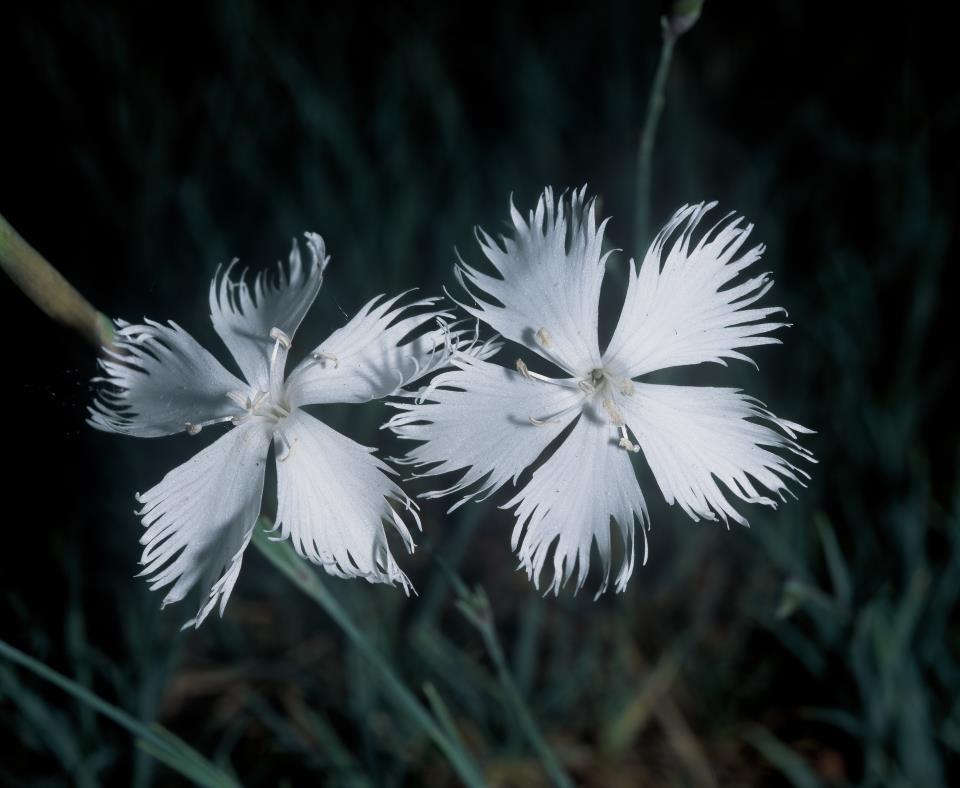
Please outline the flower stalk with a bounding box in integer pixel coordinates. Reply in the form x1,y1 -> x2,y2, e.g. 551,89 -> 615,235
0,212 -> 113,348
456,584 -> 575,788
634,22 -> 676,256
251,523 -> 487,788
634,2 -> 702,255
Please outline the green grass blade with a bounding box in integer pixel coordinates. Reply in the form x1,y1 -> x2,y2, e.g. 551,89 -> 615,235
456,585 -> 575,788
251,523 -> 487,788
0,638 -> 239,788
744,727 -> 821,788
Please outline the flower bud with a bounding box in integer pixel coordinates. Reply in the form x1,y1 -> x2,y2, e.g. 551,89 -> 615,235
664,0 -> 703,37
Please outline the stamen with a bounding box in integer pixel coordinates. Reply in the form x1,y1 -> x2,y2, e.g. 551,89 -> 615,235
310,349 -> 340,368
269,327 -> 292,349
226,390 -> 248,408
601,399 -> 640,452
269,327 -> 291,370
601,398 -> 625,426
620,378 -> 635,396
250,391 -> 269,410
183,415 -> 236,435
267,327 -> 292,406
535,327 -> 553,349
529,416 -> 561,427
515,357 -> 564,385
618,426 -> 641,453
578,380 -> 596,395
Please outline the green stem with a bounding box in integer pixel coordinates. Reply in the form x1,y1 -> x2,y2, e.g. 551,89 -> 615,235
0,638 -> 239,788
635,19 -> 677,257
458,589 -> 574,788
0,212 -> 113,348
251,525 -> 487,788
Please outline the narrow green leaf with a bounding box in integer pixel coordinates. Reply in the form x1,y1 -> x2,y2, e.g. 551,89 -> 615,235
744,727 -> 822,788
251,523 -> 486,788
0,638 -> 239,788
815,514 -> 852,606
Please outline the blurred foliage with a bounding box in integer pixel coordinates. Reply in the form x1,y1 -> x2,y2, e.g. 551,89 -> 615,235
1,2 -> 957,786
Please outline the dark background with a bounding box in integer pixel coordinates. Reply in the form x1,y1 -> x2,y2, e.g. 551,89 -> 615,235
1,2 -> 957,786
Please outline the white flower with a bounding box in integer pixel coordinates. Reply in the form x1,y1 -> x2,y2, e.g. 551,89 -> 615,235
90,233 -> 468,627
388,187 -> 814,597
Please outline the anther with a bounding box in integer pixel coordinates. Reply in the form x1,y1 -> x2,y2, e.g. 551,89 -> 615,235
529,416 -> 560,427
515,356 -> 570,386
578,380 -> 596,395
185,414 -> 237,433
535,327 -> 553,349
311,349 -> 340,368
227,390 -> 248,408
269,328 -> 292,376
618,426 -> 640,453
620,379 -> 635,396
269,327 -> 292,349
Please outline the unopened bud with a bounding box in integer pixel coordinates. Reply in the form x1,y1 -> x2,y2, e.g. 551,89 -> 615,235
664,0 -> 702,37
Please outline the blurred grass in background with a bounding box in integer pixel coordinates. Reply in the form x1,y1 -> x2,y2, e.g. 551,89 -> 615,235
1,2 -> 957,786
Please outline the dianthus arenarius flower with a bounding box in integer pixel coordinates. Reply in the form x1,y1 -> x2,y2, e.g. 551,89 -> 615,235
388,187 -> 814,597
91,234 -> 464,627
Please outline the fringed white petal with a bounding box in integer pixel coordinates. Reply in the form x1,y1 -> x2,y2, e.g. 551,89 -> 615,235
210,233 -> 329,390
135,421 -> 271,628
386,354 -> 583,511
284,293 -> 489,407
617,383 -> 814,525
455,186 -> 608,375
505,410 -> 649,597
603,204 -> 788,378
272,409 -> 417,590
88,319 -> 247,437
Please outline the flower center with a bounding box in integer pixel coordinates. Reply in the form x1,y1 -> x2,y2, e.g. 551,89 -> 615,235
515,345 -> 640,453
227,389 -> 291,427
182,327 -> 293,436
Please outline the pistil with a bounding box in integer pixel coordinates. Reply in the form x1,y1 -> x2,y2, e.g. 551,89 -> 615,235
268,327 -> 292,406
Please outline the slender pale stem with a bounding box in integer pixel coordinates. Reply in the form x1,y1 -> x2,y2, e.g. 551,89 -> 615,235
251,525 -> 487,788
635,19 -> 677,258
457,587 -> 575,788
0,212 -> 113,348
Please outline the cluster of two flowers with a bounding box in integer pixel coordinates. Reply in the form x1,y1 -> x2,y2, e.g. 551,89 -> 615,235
90,187 -> 813,627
